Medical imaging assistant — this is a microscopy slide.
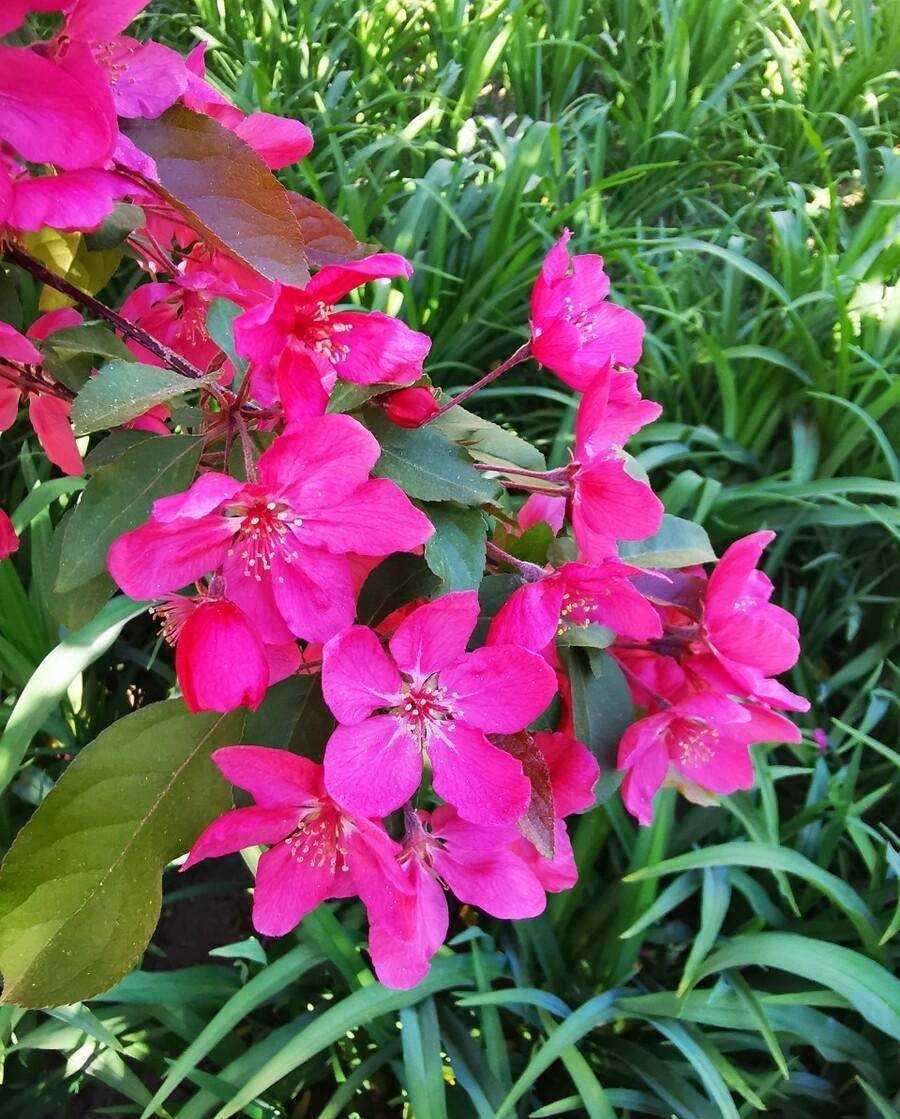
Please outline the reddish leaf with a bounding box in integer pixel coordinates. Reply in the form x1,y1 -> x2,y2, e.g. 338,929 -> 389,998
286,191 -> 374,266
123,106 -> 309,288
491,730 -> 555,859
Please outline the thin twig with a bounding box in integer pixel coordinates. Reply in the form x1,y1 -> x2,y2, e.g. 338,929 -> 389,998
3,243 -> 206,381
428,341 -> 532,421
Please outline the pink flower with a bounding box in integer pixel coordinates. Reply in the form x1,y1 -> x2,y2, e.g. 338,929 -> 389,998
379,386 -> 440,428
321,591 -> 558,825
182,42 -> 313,170
687,531 -> 809,712
530,230 -> 645,391
153,582 -> 300,714
107,415 -> 434,643
184,747 -> 412,938
488,559 -> 662,652
0,42 -> 117,170
0,156 -> 133,234
234,256 -> 430,413
0,321 -> 83,476
0,509 -> 19,561
567,362 -> 663,561
369,805 -> 549,988
812,728 -> 828,753
0,1 -> 67,38
619,692 -> 802,825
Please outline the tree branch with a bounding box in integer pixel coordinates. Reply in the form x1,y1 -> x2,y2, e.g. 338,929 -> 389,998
3,244 -> 206,381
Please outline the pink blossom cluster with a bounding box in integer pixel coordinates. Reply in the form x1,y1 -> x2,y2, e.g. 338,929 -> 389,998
0,1 -> 809,989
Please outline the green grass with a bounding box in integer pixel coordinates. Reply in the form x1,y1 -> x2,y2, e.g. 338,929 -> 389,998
1,0 -> 898,1115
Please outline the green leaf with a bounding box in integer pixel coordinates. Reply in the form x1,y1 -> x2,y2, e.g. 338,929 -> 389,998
70,360 -> 214,435
326,380 -> 394,414
562,647 -> 634,769
556,623 -> 616,650
365,408 -> 501,506
55,434 -> 202,593
140,945 -> 321,1119
431,405 -> 546,471
211,955 -> 485,1119
401,998 -> 448,1119
84,203 -> 145,251
693,933 -> 900,1041
618,513 -> 716,569
423,503 -> 486,592
356,553 -> 439,628
0,700 -> 243,1007
205,298 -> 247,376
123,106 -> 310,288
0,595 -> 150,796
623,841 -> 880,952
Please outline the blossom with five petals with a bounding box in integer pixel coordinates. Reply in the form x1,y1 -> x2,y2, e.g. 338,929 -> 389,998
184,747 -> 412,938
321,591 -> 558,825
108,415 -> 433,643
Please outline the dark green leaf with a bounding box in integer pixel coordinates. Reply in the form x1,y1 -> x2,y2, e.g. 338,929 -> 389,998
205,298 -> 247,376
562,648 -> 634,769
70,360 -> 214,435
84,203 -> 145,251
423,503 -> 486,592
55,434 -> 202,593
432,405 -> 546,471
356,553 -> 439,629
618,513 -> 716,569
366,408 -> 501,505
0,700 -> 243,1006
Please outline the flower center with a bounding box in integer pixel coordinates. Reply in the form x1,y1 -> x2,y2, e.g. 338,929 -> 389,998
557,589 -> 607,635
560,294 -> 600,338
225,497 -> 304,581
291,301 -> 352,365
395,676 -> 461,739
284,806 -> 349,873
668,717 -> 718,766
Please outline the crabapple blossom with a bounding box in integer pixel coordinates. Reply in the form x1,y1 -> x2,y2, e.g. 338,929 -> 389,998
321,591 -> 558,824
530,229 -> 645,390
184,747 -> 412,938
0,509 -> 19,561
108,415 -> 434,643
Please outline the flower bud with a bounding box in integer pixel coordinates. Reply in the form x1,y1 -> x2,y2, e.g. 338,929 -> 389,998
381,386 -> 440,428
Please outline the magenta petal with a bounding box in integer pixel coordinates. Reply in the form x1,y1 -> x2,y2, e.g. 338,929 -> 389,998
440,645 -> 557,732
331,311 -> 431,386
270,548 -> 356,643
322,625 -> 402,723
105,39 -> 187,119
107,515 -> 234,598
434,843 -> 546,920
368,862 -> 448,989
620,735 -> 669,826
66,0 -> 150,38
28,395 -> 83,476
234,112 -> 314,168
323,717 -> 421,817
300,479 -> 434,556
257,416 -> 379,508
486,577 -> 565,651
535,731 -> 599,816
223,553 -> 297,645
0,508 -> 19,562
252,840 -> 334,936
428,723 -> 530,825
0,46 -> 115,168
573,361 -> 612,461
0,384 -> 19,431
152,472 -> 242,522
517,492 -> 566,534
182,805 -> 298,870
8,168 -> 131,232
0,322 -> 43,365
305,253 -> 414,304
176,600 -> 269,713
389,591 -> 479,678
212,745 -> 323,807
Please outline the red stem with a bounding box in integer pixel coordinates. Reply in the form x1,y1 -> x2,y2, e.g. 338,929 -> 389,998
428,341 -> 532,421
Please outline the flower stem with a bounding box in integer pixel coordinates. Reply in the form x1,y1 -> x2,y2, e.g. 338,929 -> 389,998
428,341 -> 532,421
234,413 -> 259,484
3,243 -> 206,382
485,541 -> 546,582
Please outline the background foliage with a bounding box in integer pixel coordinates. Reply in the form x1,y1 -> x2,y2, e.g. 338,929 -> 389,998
1,0 -> 898,1115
